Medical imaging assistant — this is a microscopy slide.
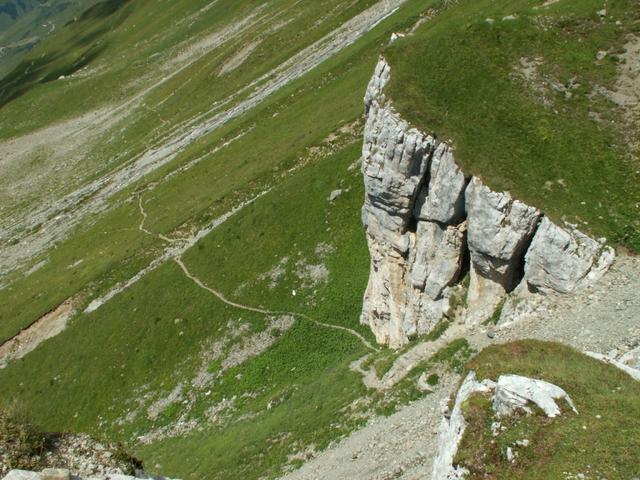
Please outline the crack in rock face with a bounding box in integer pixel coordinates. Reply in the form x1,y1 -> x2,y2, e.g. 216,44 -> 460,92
359,57 -> 615,347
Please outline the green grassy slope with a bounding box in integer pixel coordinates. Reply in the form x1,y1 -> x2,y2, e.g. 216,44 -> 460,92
0,1 -> 453,478
0,0 -> 417,342
457,341 -> 640,479
2,0 -> 637,478
385,0 -> 640,251
0,0 -> 101,80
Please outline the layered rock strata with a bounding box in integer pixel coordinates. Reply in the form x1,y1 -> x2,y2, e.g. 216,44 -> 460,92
360,58 -> 615,347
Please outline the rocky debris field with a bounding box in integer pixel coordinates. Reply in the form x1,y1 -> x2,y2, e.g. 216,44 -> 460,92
280,374 -> 458,480
0,418 -> 143,480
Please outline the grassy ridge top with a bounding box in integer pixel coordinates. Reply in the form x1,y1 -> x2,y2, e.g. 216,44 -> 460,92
385,0 -> 640,251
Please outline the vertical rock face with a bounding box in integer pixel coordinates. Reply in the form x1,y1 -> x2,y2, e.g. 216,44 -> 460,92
523,217 -> 615,294
360,57 -> 615,347
360,58 -> 468,347
464,178 -> 541,323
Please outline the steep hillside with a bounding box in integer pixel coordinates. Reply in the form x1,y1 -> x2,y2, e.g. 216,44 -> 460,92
0,0 -> 99,79
0,0 -> 465,478
0,0 -> 638,479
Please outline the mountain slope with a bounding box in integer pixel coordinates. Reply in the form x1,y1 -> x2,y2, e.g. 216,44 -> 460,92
0,1 -> 454,478
384,0 -> 640,251
0,0 -> 100,79
0,0 -> 638,479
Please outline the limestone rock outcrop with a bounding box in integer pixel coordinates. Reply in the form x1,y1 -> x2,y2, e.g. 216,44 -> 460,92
431,372 -> 494,480
359,57 -> 615,346
523,218 -> 615,294
493,374 -> 578,418
360,58 -> 468,347
431,372 -> 576,480
465,178 -> 541,324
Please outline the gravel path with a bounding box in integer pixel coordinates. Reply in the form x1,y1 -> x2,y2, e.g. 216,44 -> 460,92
279,374 -> 458,480
175,257 -> 378,352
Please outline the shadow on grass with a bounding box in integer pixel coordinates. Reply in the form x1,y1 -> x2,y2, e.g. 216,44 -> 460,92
0,0 -> 133,109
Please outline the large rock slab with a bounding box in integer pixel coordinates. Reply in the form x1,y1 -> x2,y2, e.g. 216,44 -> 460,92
431,372 -> 576,480
464,178 -> 540,324
493,374 -> 578,418
410,221 -> 466,300
523,217 -> 615,294
413,143 -> 468,225
359,58 -> 466,346
431,372 -> 495,480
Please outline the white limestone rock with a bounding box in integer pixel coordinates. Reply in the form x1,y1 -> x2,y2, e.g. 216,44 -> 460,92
359,58 -> 464,346
361,101 -> 435,250
431,372 -> 495,480
619,346 -> 640,370
364,57 -> 391,113
411,221 -> 466,300
523,218 -> 615,294
3,472 -> 41,480
359,56 -> 614,346
414,143 -> 468,225
465,178 -> 540,324
585,351 -> 640,382
40,470 -> 69,480
493,374 -> 578,418
431,372 -> 577,480
360,239 -> 411,346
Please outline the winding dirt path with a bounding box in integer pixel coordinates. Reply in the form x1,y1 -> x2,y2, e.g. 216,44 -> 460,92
137,194 -> 378,352
350,323 -> 467,391
175,257 -> 378,352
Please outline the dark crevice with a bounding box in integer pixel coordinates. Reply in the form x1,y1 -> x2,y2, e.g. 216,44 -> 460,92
508,214 -> 544,293
405,141 -> 437,233
406,215 -> 418,234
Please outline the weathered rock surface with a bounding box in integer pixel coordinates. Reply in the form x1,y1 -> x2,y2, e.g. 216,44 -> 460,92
464,178 -> 541,324
359,57 -> 615,346
585,351 -> 640,382
493,374 -> 577,418
413,144 -> 467,225
360,58 -> 467,347
619,345 -> 640,370
523,218 -> 615,294
431,372 -> 494,480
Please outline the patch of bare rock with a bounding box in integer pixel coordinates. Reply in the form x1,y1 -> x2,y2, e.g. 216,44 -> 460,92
0,299 -> 75,368
1,432 -> 170,480
432,372 -> 577,479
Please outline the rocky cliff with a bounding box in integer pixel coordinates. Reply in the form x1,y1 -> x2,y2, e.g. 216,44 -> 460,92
360,57 -> 615,347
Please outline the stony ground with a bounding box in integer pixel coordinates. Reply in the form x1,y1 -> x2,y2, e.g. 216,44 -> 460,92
483,253 -> 640,355
279,374 -> 458,480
